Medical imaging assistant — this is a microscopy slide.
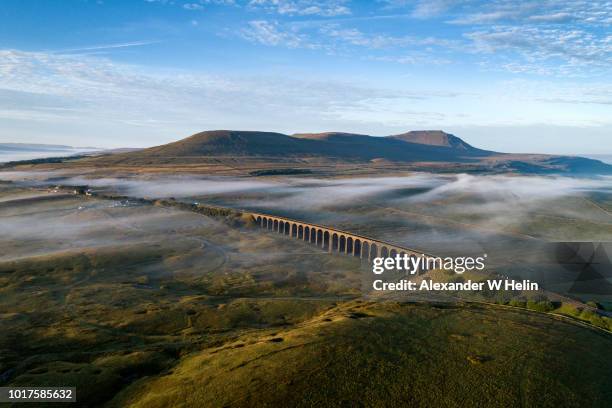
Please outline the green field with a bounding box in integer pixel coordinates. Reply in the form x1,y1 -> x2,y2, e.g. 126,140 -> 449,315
1,184 -> 611,407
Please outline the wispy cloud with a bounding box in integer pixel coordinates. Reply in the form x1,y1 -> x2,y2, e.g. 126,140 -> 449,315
241,20 -> 318,48
0,49 -> 460,145
183,3 -> 204,10
464,26 -> 612,74
248,0 -> 351,17
52,40 -> 161,54
320,25 -> 457,49
446,1 -> 611,26
411,0 -> 460,18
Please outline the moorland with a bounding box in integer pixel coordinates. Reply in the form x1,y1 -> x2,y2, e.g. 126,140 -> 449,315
1,129 -> 611,407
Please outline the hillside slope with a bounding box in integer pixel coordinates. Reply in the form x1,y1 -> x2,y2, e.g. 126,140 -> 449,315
105,130 -> 491,163
110,301 -> 612,407
390,130 -> 475,150
76,129 -> 612,175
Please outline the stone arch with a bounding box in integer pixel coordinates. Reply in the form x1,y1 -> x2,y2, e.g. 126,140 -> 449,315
339,235 -> 346,253
285,222 -> 291,235
331,233 -> 339,251
256,216 -> 262,226
354,239 -> 362,257
316,229 -> 323,245
347,237 -> 354,254
380,246 -> 389,258
370,243 -> 378,260
304,226 -> 310,241
292,223 -> 298,237
298,225 -> 303,239
323,231 -> 330,250
268,219 -> 273,230
361,241 -> 369,259
273,219 -> 279,232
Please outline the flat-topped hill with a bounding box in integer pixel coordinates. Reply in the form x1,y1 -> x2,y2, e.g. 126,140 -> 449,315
43,129 -> 612,175
106,129 -> 490,163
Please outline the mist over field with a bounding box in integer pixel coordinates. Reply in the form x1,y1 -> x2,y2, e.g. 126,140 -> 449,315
2,170 -> 610,237
0,146 -> 97,163
3,171 -> 610,273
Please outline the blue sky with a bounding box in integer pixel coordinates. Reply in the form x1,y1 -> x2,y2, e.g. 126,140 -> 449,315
0,0 -> 610,153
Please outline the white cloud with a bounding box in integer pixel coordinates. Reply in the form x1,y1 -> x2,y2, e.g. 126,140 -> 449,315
446,0 -> 612,26
449,10 -> 520,25
240,20 -> 316,48
0,49 -> 461,145
411,0 -> 459,18
320,25 -> 457,49
248,0 -> 350,17
527,12 -> 572,23
183,3 -> 204,10
464,26 -> 612,74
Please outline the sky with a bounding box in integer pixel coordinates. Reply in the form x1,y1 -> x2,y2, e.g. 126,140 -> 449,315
0,0 -> 610,154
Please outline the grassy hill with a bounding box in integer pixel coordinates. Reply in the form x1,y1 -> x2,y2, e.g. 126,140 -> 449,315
111,300 -> 612,408
103,130 -> 489,163
76,129 -> 612,175
1,185 -> 611,407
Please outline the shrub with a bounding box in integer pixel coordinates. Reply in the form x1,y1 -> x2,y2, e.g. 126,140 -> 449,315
555,303 -> 581,317
586,301 -> 601,310
526,300 -> 555,313
579,310 -> 608,330
508,299 -> 526,308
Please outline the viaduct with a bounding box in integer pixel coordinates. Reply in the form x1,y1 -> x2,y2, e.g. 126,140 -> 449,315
250,212 -> 433,273
65,185 -> 433,272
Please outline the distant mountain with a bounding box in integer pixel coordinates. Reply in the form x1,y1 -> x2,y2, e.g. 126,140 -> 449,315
123,130 -> 490,163
79,129 -> 612,175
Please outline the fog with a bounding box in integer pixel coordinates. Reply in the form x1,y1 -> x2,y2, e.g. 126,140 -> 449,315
0,172 -> 612,234
2,171 -> 610,231
0,148 -> 97,163
1,170 -> 610,297
0,192 -> 221,262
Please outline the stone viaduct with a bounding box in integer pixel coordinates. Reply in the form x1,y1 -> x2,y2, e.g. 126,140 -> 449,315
68,185 -> 432,271
250,212 -> 432,272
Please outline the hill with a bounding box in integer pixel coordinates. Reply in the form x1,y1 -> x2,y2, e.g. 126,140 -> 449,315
96,130 -> 492,164
33,129 -> 612,175
110,301 -> 612,407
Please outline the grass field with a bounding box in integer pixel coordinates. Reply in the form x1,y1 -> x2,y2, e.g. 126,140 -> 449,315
112,300 -> 612,408
0,182 -> 611,407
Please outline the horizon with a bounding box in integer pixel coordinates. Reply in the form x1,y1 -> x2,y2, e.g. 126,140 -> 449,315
1,1 -> 611,154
